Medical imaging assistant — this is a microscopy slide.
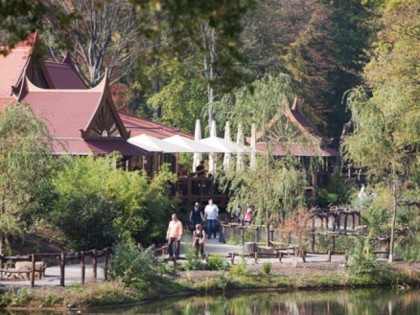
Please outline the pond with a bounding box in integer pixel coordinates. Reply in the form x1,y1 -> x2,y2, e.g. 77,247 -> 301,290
4,288 -> 420,314
97,289 -> 420,315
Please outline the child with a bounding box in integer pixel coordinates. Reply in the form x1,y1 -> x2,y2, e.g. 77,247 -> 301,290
192,224 -> 206,258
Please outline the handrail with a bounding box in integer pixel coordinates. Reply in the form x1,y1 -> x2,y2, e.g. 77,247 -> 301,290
0,247 -> 111,287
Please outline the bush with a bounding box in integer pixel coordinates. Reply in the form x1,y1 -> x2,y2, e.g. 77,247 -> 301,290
108,241 -> 171,290
207,255 -> 230,271
262,262 -> 271,275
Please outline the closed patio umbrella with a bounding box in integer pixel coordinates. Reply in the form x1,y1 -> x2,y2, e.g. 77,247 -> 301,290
193,119 -> 203,172
236,123 -> 244,171
223,121 -> 231,171
250,123 -> 257,170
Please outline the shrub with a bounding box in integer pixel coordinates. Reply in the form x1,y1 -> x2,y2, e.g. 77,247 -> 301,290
207,255 -> 230,271
262,262 -> 271,275
108,240 -> 170,290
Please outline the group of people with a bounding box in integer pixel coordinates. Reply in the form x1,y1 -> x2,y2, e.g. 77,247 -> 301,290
178,160 -> 208,178
231,205 -> 254,225
166,199 -> 219,259
166,200 -> 254,259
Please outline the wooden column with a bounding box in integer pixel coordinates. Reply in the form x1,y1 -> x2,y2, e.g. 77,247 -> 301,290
344,213 -> 348,231
80,251 -> 85,284
60,252 -> 66,287
104,248 -> 109,281
92,249 -> 98,281
31,254 -> 36,288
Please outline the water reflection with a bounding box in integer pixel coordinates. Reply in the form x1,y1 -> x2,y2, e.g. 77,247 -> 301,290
3,289 -> 420,315
117,289 -> 420,315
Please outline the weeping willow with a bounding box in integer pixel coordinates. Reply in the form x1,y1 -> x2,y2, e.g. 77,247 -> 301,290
0,102 -> 53,254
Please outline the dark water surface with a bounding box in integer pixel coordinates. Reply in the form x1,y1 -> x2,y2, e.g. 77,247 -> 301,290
2,289 -> 420,314
94,289 -> 420,315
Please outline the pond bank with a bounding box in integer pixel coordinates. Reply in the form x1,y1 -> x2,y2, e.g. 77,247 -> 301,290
1,261 -> 420,312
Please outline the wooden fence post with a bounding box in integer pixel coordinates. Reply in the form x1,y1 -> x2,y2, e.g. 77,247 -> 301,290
332,236 -> 336,254
60,252 -> 66,287
256,227 -> 260,243
270,229 -> 274,246
80,251 -> 85,284
240,228 -> 245,245
327,250 -> 332,262
301,250 -> 306,263
104,248 -> 109,281
31,254 -> 36,288
92,249 -> 97,281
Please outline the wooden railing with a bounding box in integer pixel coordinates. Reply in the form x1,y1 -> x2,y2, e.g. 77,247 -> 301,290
0,248 -> 110,287
173,176 -> 228,209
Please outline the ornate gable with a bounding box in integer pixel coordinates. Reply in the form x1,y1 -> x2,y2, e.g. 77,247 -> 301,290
82,76 -> 129,140
85,99 -> 122,138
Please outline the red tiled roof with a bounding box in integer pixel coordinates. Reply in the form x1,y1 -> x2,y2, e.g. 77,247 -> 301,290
290,109 -> 325,139
0,37 -> 34,97
119,112 -> 193,139
255,142 -> 339,157
52,139 -> 149,156
22,89 -> 102,138
43,61 -> 87,90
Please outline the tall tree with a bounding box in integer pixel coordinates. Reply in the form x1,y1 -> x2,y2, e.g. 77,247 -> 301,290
216,74 -> 310,244
0,102 -> 53,254
43,0 -> 141,87
343,0 -> 419,262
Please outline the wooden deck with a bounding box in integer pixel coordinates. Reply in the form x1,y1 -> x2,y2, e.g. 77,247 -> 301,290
173,177 -> 229,209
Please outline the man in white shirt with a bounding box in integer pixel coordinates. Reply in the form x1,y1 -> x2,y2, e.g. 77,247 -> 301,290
166,213 -> 183,258
204,199 -> 219,239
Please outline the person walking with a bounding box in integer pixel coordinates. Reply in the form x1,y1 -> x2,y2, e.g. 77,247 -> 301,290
166,213 -> 183,258
243,206 -> 253,225
189,202 -> 204,232
204,199 -> 219,239
192,224 -> 206,258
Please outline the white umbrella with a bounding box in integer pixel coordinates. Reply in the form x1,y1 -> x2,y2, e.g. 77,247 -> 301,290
250,123 -> 257,170
208,120 -> 217,174
193,119 -> 203,171
199,136 -> 248,153
162,135 -> 221,153
236,123 -> 244,171
223,121 -> 231,171
128,134 -> 185,152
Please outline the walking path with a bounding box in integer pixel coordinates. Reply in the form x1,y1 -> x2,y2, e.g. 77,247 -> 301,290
0,237 -> 345,287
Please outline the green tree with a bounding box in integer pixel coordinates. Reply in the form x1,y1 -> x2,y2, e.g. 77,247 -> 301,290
146,58 -> 207,133
50,155 -> 177,250
221,156 -> 307,246
215,74 -> 310,245
342,0 -> 419,262
0,102 -> 53,254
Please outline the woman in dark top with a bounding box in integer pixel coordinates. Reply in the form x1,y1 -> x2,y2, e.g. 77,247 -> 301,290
189,202 -> 204,232
192,224 -> 206,258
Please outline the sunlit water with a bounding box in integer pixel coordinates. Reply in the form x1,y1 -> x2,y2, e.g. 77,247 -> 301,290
3,289 -> 420,314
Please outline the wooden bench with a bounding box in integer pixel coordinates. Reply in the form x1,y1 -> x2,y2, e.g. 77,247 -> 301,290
1,261 -> 47,280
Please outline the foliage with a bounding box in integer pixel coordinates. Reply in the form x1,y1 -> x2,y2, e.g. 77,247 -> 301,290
108,240 -> 171,290
346,235 -> 377,276
49,155 -> 177,250
262,262 -> 271,275
316,171 -> 355,207
147,59 -> 207,133
207,255 -> 230,271
213,73 -> 295,136
221,156 -> 307,240
0,102 -> 54,254
42,0 -> 141,87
